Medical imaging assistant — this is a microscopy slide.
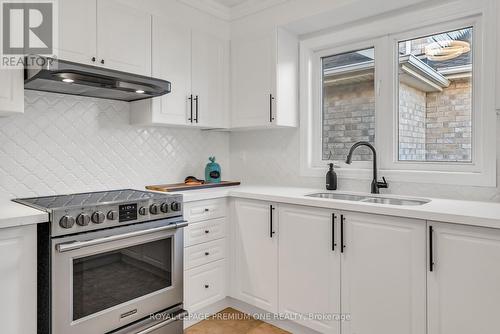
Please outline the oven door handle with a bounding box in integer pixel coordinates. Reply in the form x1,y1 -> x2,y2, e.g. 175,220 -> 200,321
55,221 -> 188,253
135,310 -> 188,334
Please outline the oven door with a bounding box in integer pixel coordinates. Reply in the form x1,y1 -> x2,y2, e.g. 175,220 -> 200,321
51,219 -> 186,334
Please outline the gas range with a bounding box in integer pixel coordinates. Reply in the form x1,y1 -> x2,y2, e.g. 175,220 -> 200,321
13,189 -> 183,236
14,189 -> 187,334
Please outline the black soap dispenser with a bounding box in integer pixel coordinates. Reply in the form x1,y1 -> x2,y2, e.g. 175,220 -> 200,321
326,163 -> 337,190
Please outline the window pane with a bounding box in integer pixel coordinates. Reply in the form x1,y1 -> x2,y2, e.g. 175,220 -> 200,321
322,48 -> 375,162
398,27 -> 472,162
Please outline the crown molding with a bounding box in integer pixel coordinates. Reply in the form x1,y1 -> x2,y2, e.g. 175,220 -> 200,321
179,0 -> 290,21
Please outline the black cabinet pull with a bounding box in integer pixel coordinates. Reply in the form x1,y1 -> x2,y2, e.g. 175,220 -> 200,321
205,252 -> 209,256
340,215 -> 345,253
91,57 -> 96,62
269,94 -> 275,122
332,213 -> 337,251
204,230 -> 209,234
100,59 -> 105,64
204,284 -> 209,289
429,225 -> 434,272
194,95 -> 199,123
269,205 -> 275,238
188,95 -> 193,122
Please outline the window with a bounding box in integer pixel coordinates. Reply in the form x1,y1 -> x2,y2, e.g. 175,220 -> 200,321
300,1 -> 496,186
322,48 -> 375,162
398,28 -> 473,162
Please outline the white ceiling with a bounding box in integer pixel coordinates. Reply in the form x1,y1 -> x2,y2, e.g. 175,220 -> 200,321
212,0 -> 247,8
180,0 -> 289,21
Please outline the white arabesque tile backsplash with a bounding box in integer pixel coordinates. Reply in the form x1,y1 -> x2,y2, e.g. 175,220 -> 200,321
0,91 -> 230,198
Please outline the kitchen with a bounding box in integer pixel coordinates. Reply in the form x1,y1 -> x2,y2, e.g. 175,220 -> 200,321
0,0 -> 500,333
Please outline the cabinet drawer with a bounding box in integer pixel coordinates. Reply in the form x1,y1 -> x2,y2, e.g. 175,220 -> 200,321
185,238 -> 226,270
184,199 -> 226,223
184,218 -> 225,247
184,259 -> 225,312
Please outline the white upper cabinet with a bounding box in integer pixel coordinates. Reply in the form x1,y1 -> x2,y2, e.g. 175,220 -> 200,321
231,199 -> 278,313
278,205 -> 340,334
341,212 -> 426,334
0,69 -> 24,116
231,27 -> 298,129
428,222 -> 500,334
191,30 -> 229,129
131,17 -> 191,126
97,0 -> 151,76
55,0 -> 97,65
131,20 -> 229,129
55,0 -> 151,76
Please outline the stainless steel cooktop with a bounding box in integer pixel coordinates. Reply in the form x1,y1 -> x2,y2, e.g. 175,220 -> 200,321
13,189 -> 183,237
13,189 -> 170,211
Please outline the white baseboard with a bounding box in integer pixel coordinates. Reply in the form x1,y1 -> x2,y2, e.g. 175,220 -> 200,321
184,297 -> 321,334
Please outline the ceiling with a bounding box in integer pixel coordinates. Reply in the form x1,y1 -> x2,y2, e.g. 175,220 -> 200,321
180,0 -> 289,21
212,0 -> 247,8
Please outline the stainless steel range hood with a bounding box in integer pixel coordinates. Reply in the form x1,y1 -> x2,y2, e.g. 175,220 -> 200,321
24,56 -> 171,102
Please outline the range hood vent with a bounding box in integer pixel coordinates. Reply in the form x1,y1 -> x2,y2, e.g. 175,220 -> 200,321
24,56 -> 171,102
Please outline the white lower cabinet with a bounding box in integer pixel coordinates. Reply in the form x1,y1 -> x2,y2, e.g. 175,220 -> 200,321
277,206 -> 426,334
278,205 -> 340,334
232,199 -> 278,313
341,212 -> 426,334
0,225 -> 37,334
185,259 -> 226,311
183,199 -> 227,313
428,222 -> 500,334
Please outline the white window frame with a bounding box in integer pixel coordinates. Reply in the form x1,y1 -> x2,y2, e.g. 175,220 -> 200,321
300,0 -> 497,186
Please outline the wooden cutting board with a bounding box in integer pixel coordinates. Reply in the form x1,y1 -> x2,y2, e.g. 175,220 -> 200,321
146,181 -> 241,192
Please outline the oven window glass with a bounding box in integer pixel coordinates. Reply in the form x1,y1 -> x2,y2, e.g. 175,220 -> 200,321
73,238 -> 172,320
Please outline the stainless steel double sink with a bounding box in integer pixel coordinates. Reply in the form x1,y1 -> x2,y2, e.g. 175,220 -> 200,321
306,192 -> 430,206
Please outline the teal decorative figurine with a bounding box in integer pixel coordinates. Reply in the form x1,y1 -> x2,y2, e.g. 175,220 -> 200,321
205,156 -> 221,183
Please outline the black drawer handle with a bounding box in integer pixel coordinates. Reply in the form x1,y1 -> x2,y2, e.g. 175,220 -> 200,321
332,214 -> 337,251
204,230 -> 210,234
270,205 -> 276,238
204,208 -> 209,212
204,284 -> 209,289
205,252 -> 209,256
429,225 -> 434,272
340,215 -> 345,253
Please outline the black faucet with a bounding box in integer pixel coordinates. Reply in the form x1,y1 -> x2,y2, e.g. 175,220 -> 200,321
345,141 -> 388,194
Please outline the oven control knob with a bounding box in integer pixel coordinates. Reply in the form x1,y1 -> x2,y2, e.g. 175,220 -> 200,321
171,202 -> 181,212
160,203 -> 169,213
76,214 -> 91,226
139,207 -> 147,216
59,215 -> 75,229
92,211 -> 105,224
149,203 -> 160,215
107,210 -> 118,220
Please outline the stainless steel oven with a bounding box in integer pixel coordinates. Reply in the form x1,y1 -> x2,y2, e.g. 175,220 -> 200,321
14,189 -> 186,334
52,218 -> 185,334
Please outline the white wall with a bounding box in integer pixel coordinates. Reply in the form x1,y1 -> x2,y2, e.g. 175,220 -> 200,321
229,0 -> 500,202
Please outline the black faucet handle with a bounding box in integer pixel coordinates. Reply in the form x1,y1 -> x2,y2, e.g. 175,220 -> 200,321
377,177 -> 389,188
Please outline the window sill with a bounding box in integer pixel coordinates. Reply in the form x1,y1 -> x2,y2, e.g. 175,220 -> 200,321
301,165 -> 496,187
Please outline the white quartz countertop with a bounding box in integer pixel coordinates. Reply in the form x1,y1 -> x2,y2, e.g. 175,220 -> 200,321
3,185 -> 500,230
0,199 -> 48,229
175,185 -> 500,230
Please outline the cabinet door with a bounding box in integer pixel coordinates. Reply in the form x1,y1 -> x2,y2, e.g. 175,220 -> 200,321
96,0 -> 151,76
232,199 -> 278,313
341,212 -> 426,334
278,205 -> 340,334
0,225 -> 37,334
191,31 -> 229,128
0,69 -> 23,115
231,30 -> 276,128
152,17 -> 192,126
56,0 -> 97,65
428,222 -> 500,334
